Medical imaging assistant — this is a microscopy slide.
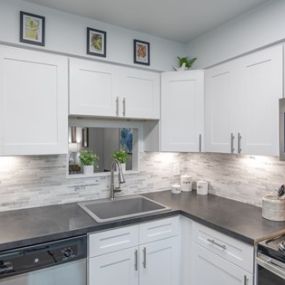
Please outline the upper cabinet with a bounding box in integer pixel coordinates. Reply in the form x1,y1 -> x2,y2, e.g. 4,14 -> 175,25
205,61 -> 237,153
0,45 -> 68,156
237,46 -> 283,156
120,68 -> 160,119
69,58 -> 160,120
69,58 -> 119,117
205,45 -> 283,156
161,71 -> 204,152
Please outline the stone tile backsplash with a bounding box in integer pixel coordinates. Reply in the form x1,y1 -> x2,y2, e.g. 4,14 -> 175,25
0,152 -> 284,211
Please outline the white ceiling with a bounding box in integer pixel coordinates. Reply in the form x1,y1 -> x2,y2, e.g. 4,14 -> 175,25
25,0 -> 269,43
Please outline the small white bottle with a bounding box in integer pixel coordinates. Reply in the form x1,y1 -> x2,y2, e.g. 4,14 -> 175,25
197,180 -> 209,195
171,184 -> 181,194
180,175 -> 192,192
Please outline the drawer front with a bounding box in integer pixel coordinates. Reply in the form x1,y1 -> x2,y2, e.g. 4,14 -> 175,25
193,222 -> 254,273
89,225 -> 139,257
139,216 -> 180,244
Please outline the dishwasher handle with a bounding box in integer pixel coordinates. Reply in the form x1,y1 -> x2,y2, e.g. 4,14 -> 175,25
257,253 -> 285,280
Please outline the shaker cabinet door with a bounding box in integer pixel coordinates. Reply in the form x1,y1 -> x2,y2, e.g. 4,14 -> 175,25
139,237 -> 180,285
192,243 -> 253,285
237,45 -> 283,156
69,58 -> 119,117
205,61 -> 237,153
89,248 -> 139,285
161,70 -> 204,152
120,68 -> 160,119
0,45 -> 68,155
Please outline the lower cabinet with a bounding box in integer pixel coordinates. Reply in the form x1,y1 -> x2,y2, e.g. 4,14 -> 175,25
88,217 -> 180,285
139,237 -> 179,285
192,243 -> 253,285
89,248 -> 139,285
88,216 -> 255,285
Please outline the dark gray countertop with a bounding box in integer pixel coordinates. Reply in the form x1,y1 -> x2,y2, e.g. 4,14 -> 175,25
0,190 -> 284,251
145,191 -> 285,244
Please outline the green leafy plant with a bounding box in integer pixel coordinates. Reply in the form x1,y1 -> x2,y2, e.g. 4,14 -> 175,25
177,56 -> 197,69
79,149 -> 99,166
112,150 -> 129,164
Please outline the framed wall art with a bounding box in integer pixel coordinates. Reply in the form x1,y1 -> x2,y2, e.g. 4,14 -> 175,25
87,27 -> 107,57
20,11 -> 45,46
134,39 -> 150,65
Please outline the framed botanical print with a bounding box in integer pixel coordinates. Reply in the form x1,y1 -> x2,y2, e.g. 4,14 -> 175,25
87,27 -> 107,57
134,39 -> 150,65
20,11 -> 45,46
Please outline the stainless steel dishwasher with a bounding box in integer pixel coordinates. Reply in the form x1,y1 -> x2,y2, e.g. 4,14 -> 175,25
0,235 -> 87,285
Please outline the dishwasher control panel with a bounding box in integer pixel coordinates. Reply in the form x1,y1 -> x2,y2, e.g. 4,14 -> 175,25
0,235 -> 87,279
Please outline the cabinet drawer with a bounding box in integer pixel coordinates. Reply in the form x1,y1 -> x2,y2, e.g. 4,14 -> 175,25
193,222 -> 254,273
192,243 -> 253,285
89,225 -> 139,257
139,216 -> 179,244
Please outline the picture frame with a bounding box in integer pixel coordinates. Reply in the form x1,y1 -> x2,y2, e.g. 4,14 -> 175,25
134,39 -> 150,66
20,11 -> 45,46
87,27 -> 107,57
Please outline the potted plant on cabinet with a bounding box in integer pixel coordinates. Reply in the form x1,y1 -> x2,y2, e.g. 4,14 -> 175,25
79,149 -> 99,175
112,150 -> 129,172
175,56 -> 197,71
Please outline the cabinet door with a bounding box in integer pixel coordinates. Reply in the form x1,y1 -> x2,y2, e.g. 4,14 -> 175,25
0,45 -> 68,155
205,62 -> 237,153
69,58 -> 119,117
140,237 -> 180,285
120,68 -> 160,119
89,247 -> 139,285
192,243 -> 253,285
161,71 -> 204,152
237,45 -> 283,156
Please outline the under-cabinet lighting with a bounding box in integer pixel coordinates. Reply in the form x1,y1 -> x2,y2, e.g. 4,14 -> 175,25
0,157 -> 19,172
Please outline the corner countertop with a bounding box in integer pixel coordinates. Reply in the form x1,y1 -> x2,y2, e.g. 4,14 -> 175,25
0,190 -> 284,252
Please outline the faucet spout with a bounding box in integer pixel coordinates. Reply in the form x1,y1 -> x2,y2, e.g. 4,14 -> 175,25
110,159 -> 125,200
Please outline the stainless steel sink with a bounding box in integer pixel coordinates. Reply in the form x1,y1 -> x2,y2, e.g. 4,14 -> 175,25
79,196 -> 170,223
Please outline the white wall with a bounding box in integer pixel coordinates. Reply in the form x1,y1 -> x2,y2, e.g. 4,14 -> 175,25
0,0 -> 186,71
187,0 -> 285,68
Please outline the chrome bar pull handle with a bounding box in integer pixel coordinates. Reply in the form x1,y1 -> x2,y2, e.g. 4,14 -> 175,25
134,249 -> 138,271
199,134 -> 202,152
123,97 -> 126,117
207,238 -> 227,250
143,247 -> 147,269
230,133 -> 235,154
116,97 -> 119,116
238,132 -> 242,154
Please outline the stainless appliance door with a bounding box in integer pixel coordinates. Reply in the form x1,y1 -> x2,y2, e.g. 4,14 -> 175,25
280,98 -> 285,160
0,259 -> 86,285
257,255 -> 285,285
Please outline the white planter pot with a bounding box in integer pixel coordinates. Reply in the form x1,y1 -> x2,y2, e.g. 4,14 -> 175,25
83,165 -> 94,175
116,163 -> 126,173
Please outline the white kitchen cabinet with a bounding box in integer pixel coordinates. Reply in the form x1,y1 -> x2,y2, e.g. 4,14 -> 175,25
140,237 -> 180,285
88,217 -> 180,285
237,45 -> 283,156
192,243 -> 253,285
69,58 -> 119,117
205,61 -> 237,153
69,58 -> 160,119
0,45 -> 68,155
205,45 -> 283,156
89,247 -> 139,285
161,70 -> 204,152
120,68 -> 160,119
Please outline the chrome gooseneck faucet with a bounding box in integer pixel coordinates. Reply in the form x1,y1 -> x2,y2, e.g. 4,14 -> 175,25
110,159 -> 125,200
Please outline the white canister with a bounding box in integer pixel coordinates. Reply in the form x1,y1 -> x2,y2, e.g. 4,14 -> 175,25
171,184 -> 181,194
262,194 -> 285,222
180,175 -> 192,192
197,180 -> 209,195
